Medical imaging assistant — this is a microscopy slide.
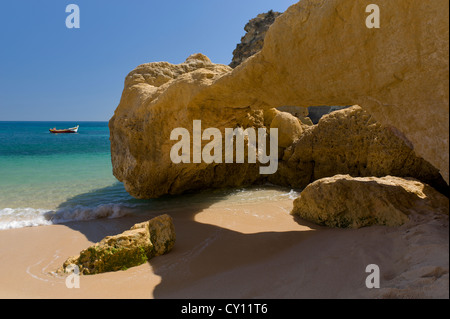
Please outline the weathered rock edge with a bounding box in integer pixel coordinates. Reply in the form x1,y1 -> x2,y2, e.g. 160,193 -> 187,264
229,10 -> 282,68
224,0 -> 449,183
110,0 -> 449,199
291,175 -> 449,229
58,214 -> 175,275
270,106 -> 448,193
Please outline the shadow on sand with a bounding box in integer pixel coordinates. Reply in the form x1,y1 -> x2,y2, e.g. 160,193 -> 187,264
55,182 -> 323,298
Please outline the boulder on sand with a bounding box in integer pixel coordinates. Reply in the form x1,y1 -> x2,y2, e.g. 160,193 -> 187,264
59,214 -> 176,275
291,175 -> 449,229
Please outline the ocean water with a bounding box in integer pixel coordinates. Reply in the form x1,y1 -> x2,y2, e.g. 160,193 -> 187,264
0,121 -> 298,230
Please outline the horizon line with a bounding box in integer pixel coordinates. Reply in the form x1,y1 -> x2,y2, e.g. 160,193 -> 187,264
0,120 -> 110,122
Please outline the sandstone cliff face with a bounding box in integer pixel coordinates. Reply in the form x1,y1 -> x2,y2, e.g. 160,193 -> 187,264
194,0 -> 449,183
229,9 -> 351,125
229,10 -> 282,68
111,71 -> 445,198
110,0 -> 449,199
270,106 -> 447,192
110,54 -> 266,198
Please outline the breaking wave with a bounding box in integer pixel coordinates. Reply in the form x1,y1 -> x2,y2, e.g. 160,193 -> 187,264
0,204 -> 134,230
0,185 -> 300,230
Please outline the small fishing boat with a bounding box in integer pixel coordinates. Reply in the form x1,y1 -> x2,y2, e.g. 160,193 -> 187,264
49,125 -> 79,134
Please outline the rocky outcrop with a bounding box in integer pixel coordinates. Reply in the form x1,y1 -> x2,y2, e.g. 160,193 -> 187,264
131,215 -> 176,258
229,10 -> 351,126
270,106 -> 447,192
262,0 -> 449,183
59,215 -> 175,275
110,0 -> 449,199
270,111 -> 303,149
291,175 -> 449,228
110,53 -> 267,198
230,10 -> 350,125
307,106 -> 351,124
196,0 -> 449,183
276,106 -> 313,126
110,62 -> 445,198
229,10 -> 282,68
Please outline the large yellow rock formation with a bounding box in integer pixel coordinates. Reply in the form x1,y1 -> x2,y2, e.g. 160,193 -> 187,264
110,54 -> 268,198
184,0 -> 449,182
110,0 -> 449,199
270,106 -> 447,192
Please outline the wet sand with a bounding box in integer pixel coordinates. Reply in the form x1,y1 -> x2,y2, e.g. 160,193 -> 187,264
0,198 -> 448,299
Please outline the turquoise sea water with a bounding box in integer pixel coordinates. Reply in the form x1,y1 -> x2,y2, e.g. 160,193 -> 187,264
0,122 -> 298,230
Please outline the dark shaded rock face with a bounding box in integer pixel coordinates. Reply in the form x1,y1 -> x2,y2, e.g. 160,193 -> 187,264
229,10 -> 282,68
307,106 -> 351,124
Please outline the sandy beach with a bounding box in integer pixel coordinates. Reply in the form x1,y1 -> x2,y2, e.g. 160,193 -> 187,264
0,0 -> 448,303
0,197 -> 447,299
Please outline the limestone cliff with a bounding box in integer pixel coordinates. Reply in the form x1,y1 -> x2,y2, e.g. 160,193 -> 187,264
191,0 -> 449,183
110,70 -> 445,198
229,10 -> 351,124
229,10 -> 282,68
270,106 -> 447,192
110,0 -> 449,199
110,54 -> 266,198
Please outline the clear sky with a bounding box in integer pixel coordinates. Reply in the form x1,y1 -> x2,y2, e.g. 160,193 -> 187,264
0,0 -> 297,121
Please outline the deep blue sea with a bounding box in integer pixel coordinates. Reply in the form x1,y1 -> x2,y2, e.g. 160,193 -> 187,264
0,122 -> 298,230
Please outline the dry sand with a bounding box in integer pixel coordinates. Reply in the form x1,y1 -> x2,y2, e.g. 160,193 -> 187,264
0,198 -> 448,299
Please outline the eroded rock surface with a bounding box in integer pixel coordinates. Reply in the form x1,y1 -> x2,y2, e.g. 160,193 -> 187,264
59,214 -> 175,275
270,106 -> 447,192
229,10 -> 282,68
110,54 -> 268,198
110,0 -> 449,199
201,0 -> 450,182
291,175 -> 449,228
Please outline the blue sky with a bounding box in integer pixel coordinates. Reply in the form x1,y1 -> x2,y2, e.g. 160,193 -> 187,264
0,0 -> 296,121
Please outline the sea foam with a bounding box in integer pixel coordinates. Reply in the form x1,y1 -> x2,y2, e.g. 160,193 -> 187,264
0,204 -> 132,230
